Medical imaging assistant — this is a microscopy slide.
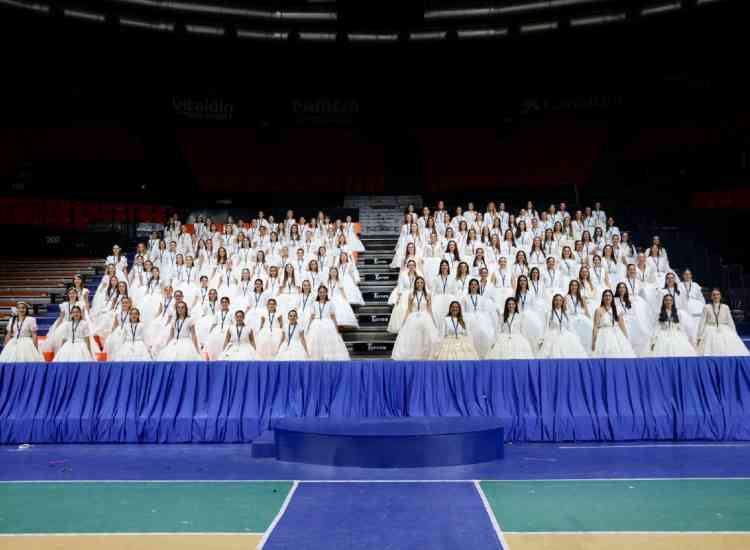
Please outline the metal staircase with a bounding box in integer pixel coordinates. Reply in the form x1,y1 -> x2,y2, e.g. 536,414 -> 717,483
343,195 -> 422,359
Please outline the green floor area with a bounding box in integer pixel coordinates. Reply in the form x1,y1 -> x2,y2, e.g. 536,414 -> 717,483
0,482 -> 292,534
481,479 -> 750,533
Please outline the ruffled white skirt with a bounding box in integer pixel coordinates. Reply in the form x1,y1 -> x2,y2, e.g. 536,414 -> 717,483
255,328 -> 283,359
699,325 -> 749,357
220,342 -> 260,361
53,341 -> 94,363
391,311 -> 440,360
463,311 -> 495,359
647,330 -> 696,358
434,335 -> 480,361
307,318 -> 349,360
156,339 -> 203,362
112,341 -> 153,361
592,326 -> 636,358
387,293 -> 409,334
539,328 -> 589,359
487,333 -> 535,359
568,313 -> 594,353
276,340 -> 310,361
0,338 -> 44,363
519,310 -> 544,350
331,295 -> 359,329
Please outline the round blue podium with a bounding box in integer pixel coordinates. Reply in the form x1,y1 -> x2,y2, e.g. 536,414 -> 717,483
266,417 -> 504,468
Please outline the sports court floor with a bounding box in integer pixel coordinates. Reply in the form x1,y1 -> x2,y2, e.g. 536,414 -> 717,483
2,443 -> 749,549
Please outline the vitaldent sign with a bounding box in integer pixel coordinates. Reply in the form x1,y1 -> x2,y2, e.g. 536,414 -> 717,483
172,97 -> 234,121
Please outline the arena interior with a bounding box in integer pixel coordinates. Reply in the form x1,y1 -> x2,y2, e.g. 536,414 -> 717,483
1,0 -> 749,549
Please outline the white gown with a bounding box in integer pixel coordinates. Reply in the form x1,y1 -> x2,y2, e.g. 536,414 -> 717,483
430,275 -> 459,328
646,316 -> 696,357
339,263 -> 364,306
112,322 -> 153,361
434,317 -> 480,360
613,297 -> 651,356
220,324 -> 260,361
538,310 -> 589,359
53,320 -> 94,362
565,295 -> 594,353
255,312 -> 284,359
487,313 -> 535,359
156,318 -> 203,361
206,310 -> 234,360
697,304 -> 749,357
662,288 -> 698,344
391,292 -> 440,360
103,308 -> 132,358
0,317 -> 44,362
306,301 -> 350,360
516,292 -> 544,348
591,309 -> 636,358
327,282 -> 359,328
276,323 -> 310,361
461,294 -> 495,359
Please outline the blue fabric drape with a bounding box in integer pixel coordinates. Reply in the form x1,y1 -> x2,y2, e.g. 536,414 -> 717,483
1,358 -> 749,444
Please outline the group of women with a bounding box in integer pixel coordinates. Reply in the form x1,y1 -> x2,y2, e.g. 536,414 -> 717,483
0,210 -> 364,363
388,200 -> 748,360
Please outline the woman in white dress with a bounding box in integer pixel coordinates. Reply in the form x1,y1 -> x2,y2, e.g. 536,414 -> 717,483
678,269 -> 706,329
613,282 -> 650,353
276,264 -> 301,315
53,306 -> 94,362
43,287 -> 84,354
255,299 -> 285,359
387,260 -> 419,334
149,285 -> 176,355
0,302 -> 44,362
138,268 -> 165,325
646,294 -> 696,357
326,267 -> 359,329
662,273 -> 698,345
103,296 -> 132,358
565,279 -> 594,353
591,290 -> 636,358
293,280 -> 316,330
344,216 -> 365,253
647,243 -> 673,288
434,301 -> 480,360
430,260 -> 456,327
422,232 -> 444,283
106,245 -> 128,281
306,286 -> 350,360
538,294 -> 589,359
697,289 -> 749,356
156,302 -> 203,361
220,310 -> 259,361
112,308 -> 153,361
206,297 -> 234,360
487,297 -> 535,359
460,278 -> 495,359
338,252 -> 364,306
514,275 -> 543,348
71,274 -> 91,311
392,277 -> 440,360
276,309 -> 311,360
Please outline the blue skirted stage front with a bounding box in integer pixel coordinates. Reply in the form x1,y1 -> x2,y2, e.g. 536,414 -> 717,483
1,357 -> 749,444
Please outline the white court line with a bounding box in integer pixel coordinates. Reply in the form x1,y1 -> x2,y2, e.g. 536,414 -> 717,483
0,533 -> 263,537
257,480 -> 299,550
1,477 -> 750,483
504,531 -> 750,535
558,443 -> 750,449
474,480 -> 511,550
